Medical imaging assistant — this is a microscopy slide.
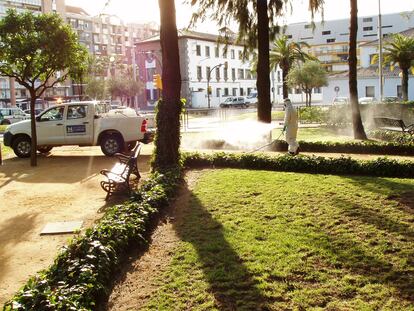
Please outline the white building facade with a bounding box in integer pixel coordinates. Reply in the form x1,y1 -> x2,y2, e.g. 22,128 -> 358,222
136,31 -> 258,109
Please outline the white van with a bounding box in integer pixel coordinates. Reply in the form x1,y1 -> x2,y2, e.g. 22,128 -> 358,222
0,107 -> 30,125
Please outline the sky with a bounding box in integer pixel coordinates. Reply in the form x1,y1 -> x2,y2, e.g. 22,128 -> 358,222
65,0 -> 414,33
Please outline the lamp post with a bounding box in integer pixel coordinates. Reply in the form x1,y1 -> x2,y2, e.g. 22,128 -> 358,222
378,0 -> 384,101
207,62 -> 227,109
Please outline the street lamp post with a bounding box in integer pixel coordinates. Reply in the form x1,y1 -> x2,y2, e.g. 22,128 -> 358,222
207,62 -> 226,109
378,0 -> 384,101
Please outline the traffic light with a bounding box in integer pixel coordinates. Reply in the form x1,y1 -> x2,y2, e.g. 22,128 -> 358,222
152,74 -> 163,89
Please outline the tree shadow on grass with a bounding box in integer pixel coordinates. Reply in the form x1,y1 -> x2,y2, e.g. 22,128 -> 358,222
172,181 -> 270,311
318,195 -> 414,302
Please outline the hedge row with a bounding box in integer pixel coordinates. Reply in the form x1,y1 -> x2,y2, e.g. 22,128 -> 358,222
270,139 -> 414,155
183,152 -> 414,178
369,130 -> 414,144
3,170 -> 181,311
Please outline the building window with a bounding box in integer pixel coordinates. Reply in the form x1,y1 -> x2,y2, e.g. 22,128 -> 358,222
224,88 -> 229,96
197,66 -> 202,80
232,68 -> 236,81
223,50 -> 227,58
363,26 -> 373,31
196,45 -> 201,56
327,38 -> 336,43
366,86 -> 375,97
287,35 -> 292,39
206,66 -> 211,79
224,67 -> 228,81
231,49 -> 235,59
363,34 -> 377,37
215,47 -> 219,57
238,50 -> 242,60
277,71 -> 281,82
397,85 -> 402,98
304,24 -> 312,29
216,67 -> 220,81
205,46 -> 210,57
238,69 -> 244,79
363,17 -> 373,22
322,30 -> 331,35
216,88 -> 221,97
239,88 -> 244,96
232,88 -> 237,96
313,87 -> 321,94
245,69 -> 252,79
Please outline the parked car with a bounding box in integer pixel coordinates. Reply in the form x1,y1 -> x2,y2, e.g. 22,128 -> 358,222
0,107 -> 30,125
358,97 -> 377,104
220,97 -> 248,108
24,108 -> 44,116
332,97 -> 349,105
4,101 -> 152,158
245,92 -> 258,107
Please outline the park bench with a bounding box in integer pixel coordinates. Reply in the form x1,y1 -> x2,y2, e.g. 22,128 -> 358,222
373,117 -> 414,135
100,143 -> 142,200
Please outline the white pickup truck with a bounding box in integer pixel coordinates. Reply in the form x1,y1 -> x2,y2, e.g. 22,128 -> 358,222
3,101 -> 152,158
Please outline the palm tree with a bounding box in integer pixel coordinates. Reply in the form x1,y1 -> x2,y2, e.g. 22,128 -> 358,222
190,0 -> 324,123
270,36 -> 315,99
382,34 -> 414,101
349,0 -> 367,140
153,0 -> 182,170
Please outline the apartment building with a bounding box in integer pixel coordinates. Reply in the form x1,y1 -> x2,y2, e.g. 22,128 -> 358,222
0,1 -> 159,106
284,11 -> 414,72
136,30 -> 257,109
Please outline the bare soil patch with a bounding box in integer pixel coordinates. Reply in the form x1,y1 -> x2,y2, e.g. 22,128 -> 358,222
106,170 -> 203,311
0,145 -> 152,305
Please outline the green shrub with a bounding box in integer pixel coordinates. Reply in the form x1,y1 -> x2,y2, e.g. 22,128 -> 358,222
183,152 -> 414,178
298,107 -> 329,123
369,130 -> 414,144
3,169 -> 181,311
270,139 -> 414,155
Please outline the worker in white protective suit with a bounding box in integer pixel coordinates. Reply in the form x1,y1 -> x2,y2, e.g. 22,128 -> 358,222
282,98 -> 299,155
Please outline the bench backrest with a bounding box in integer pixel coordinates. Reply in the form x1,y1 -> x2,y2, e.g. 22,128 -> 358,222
124,143 -> 142,178
374,117 -> 406,130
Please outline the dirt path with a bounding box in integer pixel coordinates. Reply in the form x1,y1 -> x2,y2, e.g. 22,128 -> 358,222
106,171 -> 202,311
0,145 -> 152,305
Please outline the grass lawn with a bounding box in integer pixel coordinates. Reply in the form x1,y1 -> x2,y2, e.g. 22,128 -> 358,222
270,127 -> 354,143
144,169 -> 414,310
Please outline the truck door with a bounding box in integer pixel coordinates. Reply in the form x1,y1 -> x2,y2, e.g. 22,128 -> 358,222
36,106 -> 66,145
64,104 -> 92,144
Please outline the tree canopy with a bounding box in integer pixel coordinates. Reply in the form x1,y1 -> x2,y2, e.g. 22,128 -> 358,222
0,9 -> 89,166
287,61 -> 327,106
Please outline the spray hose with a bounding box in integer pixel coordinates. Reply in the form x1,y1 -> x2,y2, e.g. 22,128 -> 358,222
246,128 -> 284,153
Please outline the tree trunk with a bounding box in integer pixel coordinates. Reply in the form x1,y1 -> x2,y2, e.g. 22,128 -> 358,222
282,67 -> 289,99
348,0 -> 367,140
154,0 -> 182,170
308,90 -> 312,107
29,90 -> 38,166
402,67 -> 409,101
256,0 -> 272,123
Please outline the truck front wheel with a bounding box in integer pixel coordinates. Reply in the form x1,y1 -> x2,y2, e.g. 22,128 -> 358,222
100,134 -> 122,156
12,136 -> 31,158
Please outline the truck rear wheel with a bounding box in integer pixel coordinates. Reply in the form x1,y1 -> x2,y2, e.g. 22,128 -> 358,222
12,136 -> 31,158
100,134 -> 122,156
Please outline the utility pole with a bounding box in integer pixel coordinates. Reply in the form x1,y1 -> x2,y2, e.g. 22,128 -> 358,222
207,62 -> 227,109
378,0 -> 384,101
